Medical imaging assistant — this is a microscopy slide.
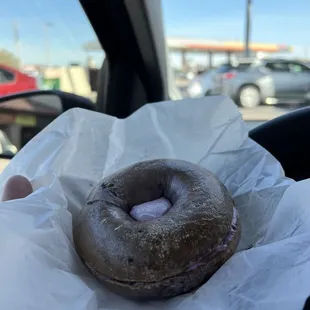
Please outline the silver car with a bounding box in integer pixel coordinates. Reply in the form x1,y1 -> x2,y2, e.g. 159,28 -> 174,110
189,59 -> 310,108
187,60 -> 253,99
187,69 -> 216,98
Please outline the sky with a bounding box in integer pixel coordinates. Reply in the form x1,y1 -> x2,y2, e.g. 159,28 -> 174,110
1,0 -> 310,67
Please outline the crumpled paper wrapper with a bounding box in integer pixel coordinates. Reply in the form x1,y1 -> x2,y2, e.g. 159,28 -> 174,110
0,96 -> 308,310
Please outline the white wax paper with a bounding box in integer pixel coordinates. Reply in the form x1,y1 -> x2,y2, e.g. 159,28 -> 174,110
0,96 -> 308,310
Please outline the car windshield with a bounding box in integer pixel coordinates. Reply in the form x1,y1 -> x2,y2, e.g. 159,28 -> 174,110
0,0 -> 105,157
235,63 -> 252,71
162,0 -> 310,128
0,0 -> 310,142
1,0 -> 104,101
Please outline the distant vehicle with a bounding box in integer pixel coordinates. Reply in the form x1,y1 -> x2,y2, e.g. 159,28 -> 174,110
0,64 -> 38,97
187,69 -> 215,98
174,69 -> 196,82
189,58 -> 310,108
186,60 -> 253,99
23,68 -> 44,90
188,59 -> 310,108
174,69 -> 196,97
217,59 -> 310,108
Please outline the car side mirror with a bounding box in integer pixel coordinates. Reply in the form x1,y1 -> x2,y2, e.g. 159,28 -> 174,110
0,90 -> 96,160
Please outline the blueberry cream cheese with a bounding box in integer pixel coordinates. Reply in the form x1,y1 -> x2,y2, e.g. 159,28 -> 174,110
73,159 -> 241,300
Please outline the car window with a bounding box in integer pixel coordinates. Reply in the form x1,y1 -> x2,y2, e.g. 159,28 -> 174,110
1,0 -> 104,101
236,63 -> 252,71
0,69 -> 15,83
162,0 -> 310,129
0,72 -> 7,84
216,63 -> 251,74
265,62 -> 290,72
0,0 -> 104,160
216,64 -> 233,73
288,62 -> 310,73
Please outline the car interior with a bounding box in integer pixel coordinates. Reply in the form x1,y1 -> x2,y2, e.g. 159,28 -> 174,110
1,1 -> 310,309
83,0 -> 310,183
82,0 -> 170,118
0,0 -> 308,183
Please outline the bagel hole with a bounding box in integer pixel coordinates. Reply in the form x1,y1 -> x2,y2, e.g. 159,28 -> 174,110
129,197 -> 172,221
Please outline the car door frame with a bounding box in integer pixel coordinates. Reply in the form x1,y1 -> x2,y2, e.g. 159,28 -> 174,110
262,60 -> 304,101
287,61 -> 310,101
80,0 -> 172,118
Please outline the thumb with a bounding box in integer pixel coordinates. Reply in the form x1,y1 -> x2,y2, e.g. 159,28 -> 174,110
2,175 -> 33,202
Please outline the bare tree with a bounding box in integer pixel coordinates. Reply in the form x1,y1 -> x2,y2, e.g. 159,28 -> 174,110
0,49 -> 21,69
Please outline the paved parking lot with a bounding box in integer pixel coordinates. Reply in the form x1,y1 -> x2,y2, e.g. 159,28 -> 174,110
240,105 -> 292,130
240,106 -> 291,121
178,87 -> 296,124
240,105 -> 300,130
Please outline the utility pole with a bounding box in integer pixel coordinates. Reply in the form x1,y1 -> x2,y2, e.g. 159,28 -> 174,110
44,22 -> 53,66
244,0 -> 252,57
12,20 -> 22,68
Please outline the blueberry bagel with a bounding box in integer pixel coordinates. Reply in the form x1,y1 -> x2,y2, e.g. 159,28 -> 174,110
73,159 -> 241,300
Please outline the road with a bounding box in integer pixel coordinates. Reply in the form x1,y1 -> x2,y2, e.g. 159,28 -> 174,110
240,105 -> 291,122
178,86 -> 294,128
240,105 -> 293,130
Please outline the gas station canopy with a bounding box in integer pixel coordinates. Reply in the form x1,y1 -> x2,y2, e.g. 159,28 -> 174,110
83,37 -> 292,54
166,37 -> 292,53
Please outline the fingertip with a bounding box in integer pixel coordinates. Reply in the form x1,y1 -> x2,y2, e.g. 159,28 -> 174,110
2,175 -> 33,202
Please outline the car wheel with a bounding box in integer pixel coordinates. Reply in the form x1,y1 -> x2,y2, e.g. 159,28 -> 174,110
238,85 -> 261,108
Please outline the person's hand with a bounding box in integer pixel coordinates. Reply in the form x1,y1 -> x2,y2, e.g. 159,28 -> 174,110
2,175 -> 33,202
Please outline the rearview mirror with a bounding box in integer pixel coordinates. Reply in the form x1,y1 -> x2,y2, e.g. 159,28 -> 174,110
0,90 -> 96,159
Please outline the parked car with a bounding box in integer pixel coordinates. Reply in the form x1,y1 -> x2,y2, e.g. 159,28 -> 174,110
0,64 -> 38,97
187,69 -> 215,98
188,58 -> 310,109
186,60 -> 253,98
216,59 -> 310,108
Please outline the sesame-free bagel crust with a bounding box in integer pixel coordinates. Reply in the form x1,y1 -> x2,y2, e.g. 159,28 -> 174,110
73,159 -> 241,300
